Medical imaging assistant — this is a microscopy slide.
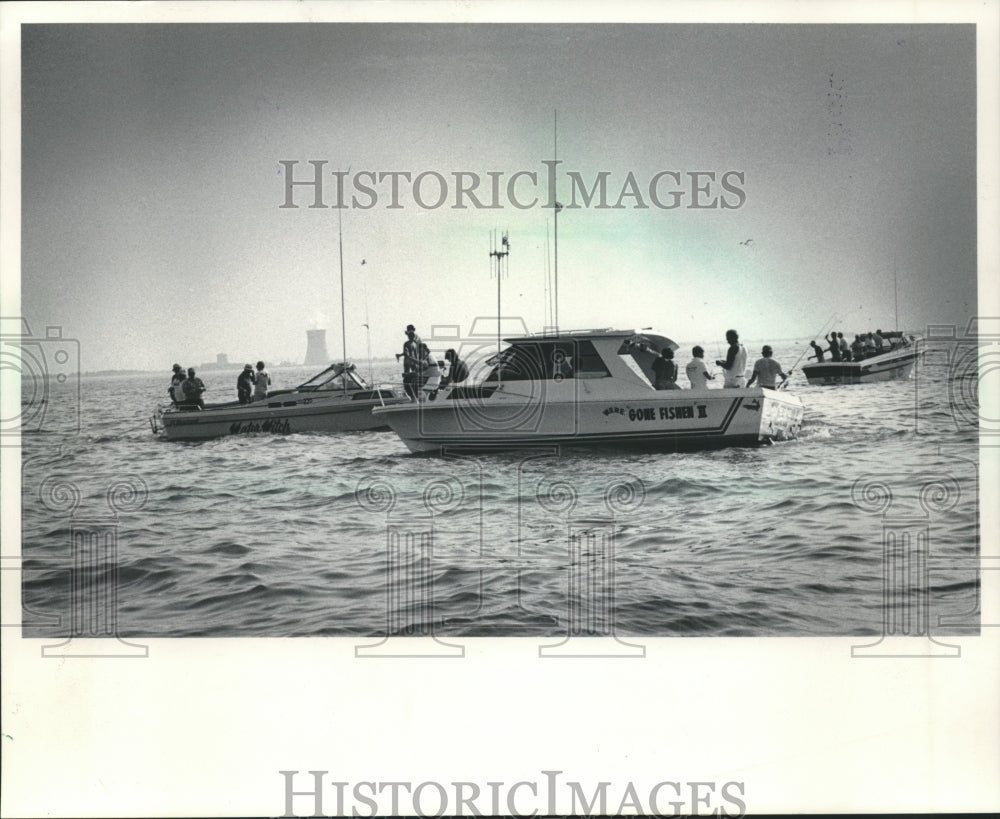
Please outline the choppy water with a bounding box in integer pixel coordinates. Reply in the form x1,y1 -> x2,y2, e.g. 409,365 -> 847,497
17,341 -> 980,638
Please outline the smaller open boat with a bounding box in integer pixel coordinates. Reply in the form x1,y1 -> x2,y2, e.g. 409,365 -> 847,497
801,332 -> 920,386
151,362 -> 409,440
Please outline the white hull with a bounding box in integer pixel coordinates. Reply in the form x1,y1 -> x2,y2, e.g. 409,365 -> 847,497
156,391 -> 408,440
801,347 -> 920,386
373,384 -> 803,454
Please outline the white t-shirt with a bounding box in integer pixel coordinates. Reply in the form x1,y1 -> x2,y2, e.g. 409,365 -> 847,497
685,358 -> 712,389
253,370 -> 270,399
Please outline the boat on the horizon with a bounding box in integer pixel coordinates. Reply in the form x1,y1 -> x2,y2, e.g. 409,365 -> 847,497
801,331 -> 921,386
151,362 -> 408,440
372,328 -> 804,454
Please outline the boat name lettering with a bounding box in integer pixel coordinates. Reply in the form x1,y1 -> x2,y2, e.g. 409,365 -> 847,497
624,405 -> 707,422
228,418 -> 293,435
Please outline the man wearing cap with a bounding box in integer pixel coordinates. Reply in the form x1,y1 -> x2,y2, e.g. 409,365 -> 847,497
237,364 -> 255,404
747,345 -> 789,390
399,324 -> 423,399
168,364 -> 185,405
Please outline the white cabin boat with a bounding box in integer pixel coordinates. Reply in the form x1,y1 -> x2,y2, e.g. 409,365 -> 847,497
801,333 -> 920,386
372,330 -> 804,454
151,362 -> 408,440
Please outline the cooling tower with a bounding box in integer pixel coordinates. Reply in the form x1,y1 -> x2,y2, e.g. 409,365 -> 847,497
304,329 -> 329,365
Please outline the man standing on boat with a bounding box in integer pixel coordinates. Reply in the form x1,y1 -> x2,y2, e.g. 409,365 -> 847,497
181,367 -> 206,409
168,363 -> 185,405
652,347 -> 679,389
237,364 -> 255,404
399,324 -> 423,399
747,345 -> 789,390
715,329 -> 748,388
685,346 -> 715,389
825,331 -> 842,362
253,361 -> 270,401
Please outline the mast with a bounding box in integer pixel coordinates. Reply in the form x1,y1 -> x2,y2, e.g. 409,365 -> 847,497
489,230 -> 510,357
337,199 -> 348,394
893,260 -> 899,331
553,110 -> 560,333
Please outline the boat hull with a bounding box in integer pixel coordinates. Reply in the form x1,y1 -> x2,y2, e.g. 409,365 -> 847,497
801,347 -> 920,386
373,386 -> 803,454
157,392 -> 409,440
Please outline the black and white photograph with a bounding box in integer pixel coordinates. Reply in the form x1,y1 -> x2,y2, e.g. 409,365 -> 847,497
2,1 -> 998,816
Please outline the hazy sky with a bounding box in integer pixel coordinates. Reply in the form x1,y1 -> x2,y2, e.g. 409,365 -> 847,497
17,22 -> 978,370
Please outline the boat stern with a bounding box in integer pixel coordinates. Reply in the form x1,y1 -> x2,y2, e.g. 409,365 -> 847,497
754,388 -> 804,441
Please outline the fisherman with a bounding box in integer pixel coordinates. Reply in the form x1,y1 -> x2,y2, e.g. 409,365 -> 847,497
168,364 -> 185,405
420,348 -> 443,400
747,345 -> 789,390
237,364 -> 255,404
253,361 -> 270,401
838,332 -> 852,362
652,348 -> 679,389
440,348 -> 469,388
181,367 -> 206,409
685,346 -> 714,389
864,333 -> 877,356
825,332 -> 842,362
807,340 -> 825,362
874,330 -> 885,353
850,335 -> 865,361
715,329 -> 748,388
398,324 -> 423,399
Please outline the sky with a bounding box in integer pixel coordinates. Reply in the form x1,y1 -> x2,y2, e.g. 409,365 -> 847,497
12,18 -> 982,371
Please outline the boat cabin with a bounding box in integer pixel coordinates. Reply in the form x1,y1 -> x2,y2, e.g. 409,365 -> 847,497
480,330 -> 677,388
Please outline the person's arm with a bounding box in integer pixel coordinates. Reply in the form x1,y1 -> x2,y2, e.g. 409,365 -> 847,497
746,362 -> 759,387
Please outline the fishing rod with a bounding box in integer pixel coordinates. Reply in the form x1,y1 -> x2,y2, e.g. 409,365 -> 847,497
780,312 -> 837,388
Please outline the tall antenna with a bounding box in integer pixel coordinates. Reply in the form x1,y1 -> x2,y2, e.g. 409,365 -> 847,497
489,230 -> 510,357
545,219 -> 552,329
337,189 -> 348,394
553,110 -> 561,333
362,259 -> 373,385
893,260 -> 899,330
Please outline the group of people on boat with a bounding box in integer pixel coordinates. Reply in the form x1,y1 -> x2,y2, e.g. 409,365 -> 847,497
807,329 -> 906,363
236,361 -> 271,404
167,365 -> 206,410
398,324 -> 469,400
167,360 -> 271,409
653,329 -> 789,391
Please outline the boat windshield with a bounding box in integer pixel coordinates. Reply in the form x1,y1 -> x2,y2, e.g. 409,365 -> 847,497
297,365 -> 368,391
484,339 -> 610,382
